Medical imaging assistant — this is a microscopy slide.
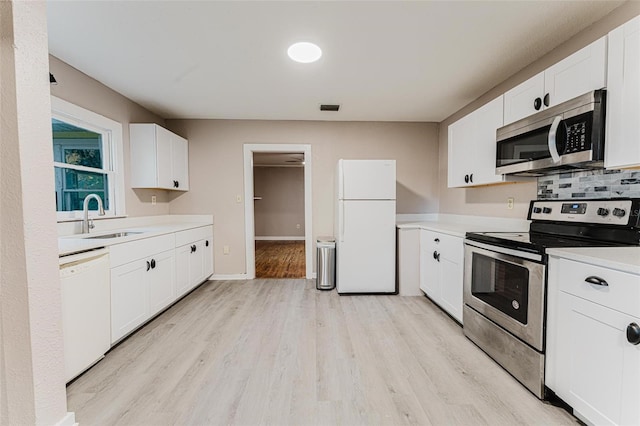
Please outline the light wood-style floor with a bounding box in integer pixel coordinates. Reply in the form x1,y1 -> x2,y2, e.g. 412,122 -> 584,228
255,240 -> 305,278
67,280 -> 577,425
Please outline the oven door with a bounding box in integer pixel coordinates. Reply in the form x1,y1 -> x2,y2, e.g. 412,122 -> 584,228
463,240 -> 546,351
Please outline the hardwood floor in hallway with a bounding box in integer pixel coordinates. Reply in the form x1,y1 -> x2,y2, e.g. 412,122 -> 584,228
66,279 -> 577,425
255,240 -> 305,278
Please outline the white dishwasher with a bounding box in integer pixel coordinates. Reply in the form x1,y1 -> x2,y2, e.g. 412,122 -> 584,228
59,248 -> 110,382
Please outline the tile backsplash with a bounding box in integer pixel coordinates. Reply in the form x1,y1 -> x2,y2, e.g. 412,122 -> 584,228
537,169 -> 640,199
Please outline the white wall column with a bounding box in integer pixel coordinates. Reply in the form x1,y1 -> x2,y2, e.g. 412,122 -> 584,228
0,1 -> 73,425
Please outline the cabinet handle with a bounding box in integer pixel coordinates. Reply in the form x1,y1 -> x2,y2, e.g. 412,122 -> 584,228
464,174 -> 469,184
205,240 -> 209,247
193,245 -> 197,253
434,238 -> 439,243
150,259 -> 156,269
146,261 -> 151,271
627,323 -> 640,345
543,93 -> 550,107
469,173 -> 473,183
534,97 -> 542,110
433,251 -> 440,262
175,180 -> 179,188
585,276 -> 608,287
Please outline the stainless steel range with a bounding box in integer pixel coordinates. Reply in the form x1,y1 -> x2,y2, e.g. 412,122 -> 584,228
463,198 -> 640,399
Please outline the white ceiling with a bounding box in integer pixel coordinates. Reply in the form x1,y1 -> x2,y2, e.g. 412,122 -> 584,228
47,1 -> 623,122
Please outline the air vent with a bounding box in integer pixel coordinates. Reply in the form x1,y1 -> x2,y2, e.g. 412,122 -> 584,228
320,104 -> 340,112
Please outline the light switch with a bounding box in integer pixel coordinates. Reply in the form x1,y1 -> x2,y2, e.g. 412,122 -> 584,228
223,245 -> 230,255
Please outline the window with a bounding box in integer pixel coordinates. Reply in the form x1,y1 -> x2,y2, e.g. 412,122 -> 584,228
51,97 -> 125,220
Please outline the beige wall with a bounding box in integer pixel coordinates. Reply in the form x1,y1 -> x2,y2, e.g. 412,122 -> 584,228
254,166 -> 305,238
166,120 -> 439,275
437,1 -> 640,218
1,1 -> 69,424
49,56 -> 172,217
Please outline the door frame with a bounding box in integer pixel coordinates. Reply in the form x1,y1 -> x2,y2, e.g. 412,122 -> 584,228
243,144 -> 313,279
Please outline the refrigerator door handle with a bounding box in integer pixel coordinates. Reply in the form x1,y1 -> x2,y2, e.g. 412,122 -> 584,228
340,202 -> 345,242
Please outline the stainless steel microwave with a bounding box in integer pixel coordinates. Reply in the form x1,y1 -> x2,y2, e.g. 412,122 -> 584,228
496,89 -> 606,176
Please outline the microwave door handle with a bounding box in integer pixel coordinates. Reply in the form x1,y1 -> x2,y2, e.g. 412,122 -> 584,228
548,115 -> 562,163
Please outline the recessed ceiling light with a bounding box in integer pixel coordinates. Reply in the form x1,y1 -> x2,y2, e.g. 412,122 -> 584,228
287,42 -> 322,63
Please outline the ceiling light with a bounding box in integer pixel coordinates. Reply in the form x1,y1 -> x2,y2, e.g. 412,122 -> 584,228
287,42 -> 322,63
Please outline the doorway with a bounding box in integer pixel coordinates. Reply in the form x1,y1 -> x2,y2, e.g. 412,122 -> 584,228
243,144 -> 313,279
253,153 -> 305,278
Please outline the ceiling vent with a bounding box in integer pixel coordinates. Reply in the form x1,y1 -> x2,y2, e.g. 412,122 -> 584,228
320,104 -> 340,112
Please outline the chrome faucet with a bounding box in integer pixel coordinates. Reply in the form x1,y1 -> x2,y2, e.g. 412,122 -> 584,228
82,194 -> 105,233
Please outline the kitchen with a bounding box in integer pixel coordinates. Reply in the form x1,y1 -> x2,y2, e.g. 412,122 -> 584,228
2,1 -> 640,425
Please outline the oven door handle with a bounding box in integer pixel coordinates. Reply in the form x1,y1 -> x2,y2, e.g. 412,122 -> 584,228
585,275 -> 608,287
548,115 -> 562,163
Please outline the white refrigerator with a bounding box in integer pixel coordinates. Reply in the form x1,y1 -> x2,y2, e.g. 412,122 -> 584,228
335,159 -> 396,294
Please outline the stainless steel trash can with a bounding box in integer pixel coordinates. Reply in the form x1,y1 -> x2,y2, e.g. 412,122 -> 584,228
316,237 -> 336,290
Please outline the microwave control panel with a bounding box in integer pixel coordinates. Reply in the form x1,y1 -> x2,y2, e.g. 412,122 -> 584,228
529,199 -> 632,225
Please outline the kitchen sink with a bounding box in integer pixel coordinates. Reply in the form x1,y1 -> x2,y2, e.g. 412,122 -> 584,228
86,231 -> 143,239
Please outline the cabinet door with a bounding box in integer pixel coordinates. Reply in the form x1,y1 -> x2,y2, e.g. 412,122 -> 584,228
447,114 -> 475,188
155,126 -> 174,189
203,235 -> 214,279
111,260 -> 148,343
469,96 -> 504,186
544,37 -> 606,109
175,244 -> 191,298
171,134 -> 189,191
419,230 -> 440,300
605,16 -> 640,169
438,241 -> 464,324
148,250 -> 176,316
189,240 -> 205,289
503,72 -> 545,125
556,292 -> 640,426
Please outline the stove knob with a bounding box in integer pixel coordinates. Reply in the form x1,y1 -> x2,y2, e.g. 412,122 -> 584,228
542,207 -> 552,214
533,207 -> 542,214
613,208 -> 626,218
597,207 -> 609,217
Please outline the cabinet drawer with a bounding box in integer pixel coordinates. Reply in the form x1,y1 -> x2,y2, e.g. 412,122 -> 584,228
175,226 -> 213,247
109,233 -> 175,268
432,232 -> 463,259
557,258 -> 640,317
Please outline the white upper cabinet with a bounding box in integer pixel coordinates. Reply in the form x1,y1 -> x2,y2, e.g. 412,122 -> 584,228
503,37 -> 607,125
130,123 -> 190,191
605,16 -> 640,170
448,96 -> 508,188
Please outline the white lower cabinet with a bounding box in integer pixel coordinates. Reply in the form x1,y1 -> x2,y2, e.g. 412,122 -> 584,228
110,233 -> 176,343
547,256 -> 640,426
109,227 -> 213,344
419,230 -> 464,323
175,226 -> 214,298
148,250 -> 176,315
110,259 -> 150,343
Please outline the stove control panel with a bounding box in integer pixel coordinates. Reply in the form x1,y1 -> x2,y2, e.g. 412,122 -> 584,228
529,199 -> 634,225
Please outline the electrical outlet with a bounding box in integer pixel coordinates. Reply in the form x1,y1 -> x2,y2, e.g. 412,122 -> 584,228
296,224 -> 301,229
223,245 -> 230,255
151,195 -> 157,205
236,195 -> 242,203
507,197 -> 514,210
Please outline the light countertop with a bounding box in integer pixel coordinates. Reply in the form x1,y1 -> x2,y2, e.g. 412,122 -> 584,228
59,218 -> 213,257
397,215 -> 529,238
547,247 -> 640,275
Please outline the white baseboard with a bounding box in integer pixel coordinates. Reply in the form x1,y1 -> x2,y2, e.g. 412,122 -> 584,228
255,236 -> 305,241
55,412 -> 77,426
211,273 -> 249,280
